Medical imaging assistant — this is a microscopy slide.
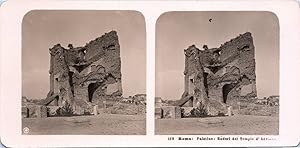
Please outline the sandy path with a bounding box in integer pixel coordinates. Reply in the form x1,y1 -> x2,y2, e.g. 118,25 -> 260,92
155,115 -> 279,135
22,114 -> 146,135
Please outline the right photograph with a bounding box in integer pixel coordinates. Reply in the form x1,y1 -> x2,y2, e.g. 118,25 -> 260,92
155,11 -> 279,135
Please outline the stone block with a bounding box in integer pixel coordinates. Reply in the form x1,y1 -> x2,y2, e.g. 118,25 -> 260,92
40,105 -> 47,118
28,105 -> 47,118
161,106 -> 181,119
155,97 -> 162,108
28,106 -> 38,118
103,100 -> 107,109
47,106 -> 61,117
227,106 -> 233,116
155,107 -> 162,119
93,105 -> 98,115
181,107 -> 193,117
22,106 -> 28,118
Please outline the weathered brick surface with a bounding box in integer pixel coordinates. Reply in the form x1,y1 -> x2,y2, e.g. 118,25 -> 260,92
22,106 -> 28,118
155,97 -> 162,108
28,105 -> 47,118
155,107 -> 162,119
180,32 -> 257,114
161,106 -> 181,119
45,31 -> 122,115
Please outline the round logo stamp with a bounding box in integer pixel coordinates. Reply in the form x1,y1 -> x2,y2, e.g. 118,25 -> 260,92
23,127 -> 30,134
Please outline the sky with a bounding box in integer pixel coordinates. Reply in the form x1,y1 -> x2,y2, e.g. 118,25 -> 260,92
22,10 -> 146,99
156,11 -> 279,100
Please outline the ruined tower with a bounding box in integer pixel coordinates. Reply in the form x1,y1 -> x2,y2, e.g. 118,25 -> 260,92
44,31 -> 122,114
179,32 -> 257,115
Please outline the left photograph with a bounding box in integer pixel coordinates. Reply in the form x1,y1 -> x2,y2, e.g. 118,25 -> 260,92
21,10 -> 146,135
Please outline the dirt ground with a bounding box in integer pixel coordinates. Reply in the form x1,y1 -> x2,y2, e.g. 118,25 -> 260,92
155,114 -> 279,135
22,113 -> 146,135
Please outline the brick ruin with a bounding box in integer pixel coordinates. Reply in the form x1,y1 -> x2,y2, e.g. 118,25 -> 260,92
43,30 -> 122,115
178,32 -> 257,115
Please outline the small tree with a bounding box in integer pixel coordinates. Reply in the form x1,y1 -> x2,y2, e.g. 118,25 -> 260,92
60,101 -> 74,116
189,101 -> 208,117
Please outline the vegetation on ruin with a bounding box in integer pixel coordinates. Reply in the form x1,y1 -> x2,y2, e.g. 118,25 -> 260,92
183,101 -> 209,118
59,101 -> 74,116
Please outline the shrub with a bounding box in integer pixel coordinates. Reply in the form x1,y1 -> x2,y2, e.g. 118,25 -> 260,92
60,101 -> 74,116
189,101 -> 209,117
217,111 -> 226,116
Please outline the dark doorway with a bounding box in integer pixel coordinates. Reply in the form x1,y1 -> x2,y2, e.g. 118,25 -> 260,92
222,84 -> 235,104
68,72 -> 74,95
203,72 -> 209,96
88,82 -> 101,102
189,78 -> 194,94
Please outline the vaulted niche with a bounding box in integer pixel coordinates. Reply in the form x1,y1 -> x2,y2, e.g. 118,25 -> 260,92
188,78 -> 195,95
207,65 -> 222,74
222,84 -> 235,104
88,82 -> 101,102
204,72 -> 209,96
68,72 -> 74,95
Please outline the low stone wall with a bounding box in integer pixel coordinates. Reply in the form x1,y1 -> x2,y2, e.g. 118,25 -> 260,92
161,106 -> 181,119
22,105 -> 47,118
155,107 -> 162,119
238,103 -> 279,116
156,104 -> 234,119
47,106 -> 61,117
104,102 -> 146,115
22,106 -> 29,118
181,107 -> 193,117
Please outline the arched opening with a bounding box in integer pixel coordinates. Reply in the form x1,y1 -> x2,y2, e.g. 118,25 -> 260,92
68,72 -> 74,95
88,82 -> 101,102
54,77 -> 59,93
222,84 -> 235,104
240,74 -> 251,85
203,72 -> 209,96
188,78 -> 194,95
207,65 -> 222,74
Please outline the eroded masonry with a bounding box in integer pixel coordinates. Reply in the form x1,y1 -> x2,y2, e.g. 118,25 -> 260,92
43,31 -> 122,114
178,32 -> 257,115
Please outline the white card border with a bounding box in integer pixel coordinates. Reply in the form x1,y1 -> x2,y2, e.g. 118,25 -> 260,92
0,0 -> 300,147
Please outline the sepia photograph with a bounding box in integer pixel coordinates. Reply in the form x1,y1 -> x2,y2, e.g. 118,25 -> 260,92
22,10 -> 146,135
155,11 -> 279,135
1,0 -> 300,147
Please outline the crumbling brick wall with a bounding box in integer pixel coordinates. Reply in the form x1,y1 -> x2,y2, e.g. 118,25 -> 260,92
180,32 -> 257,115
183,45 -> 209,108
46,31 -> 122,115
